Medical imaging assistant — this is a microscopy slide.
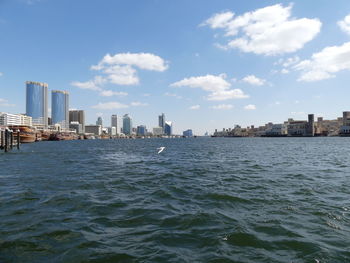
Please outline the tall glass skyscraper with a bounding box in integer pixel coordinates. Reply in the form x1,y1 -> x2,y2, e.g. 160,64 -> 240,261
158,113 -> 165,129
111,115 -> 118,130
52,90 -> 69,130
123,114 -> 132,135
164,121 -> 172,136
26,81 -> 48,128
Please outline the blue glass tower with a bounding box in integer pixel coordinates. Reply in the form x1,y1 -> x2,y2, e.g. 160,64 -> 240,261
52,90 -> 69,130
123,114 -> 132,135
26,81 -> 48,128
137,125 -> 146,136
164,121 -> 172,136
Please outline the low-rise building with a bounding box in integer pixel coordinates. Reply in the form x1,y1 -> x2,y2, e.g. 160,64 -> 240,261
287,114 -> 315,136
85,125 -> 102,136
265,124 -> 288,136
0,112 -> 33,126
153,127 -> 163,136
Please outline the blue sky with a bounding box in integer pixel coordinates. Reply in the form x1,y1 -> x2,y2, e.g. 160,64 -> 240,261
1,0 -> 350,134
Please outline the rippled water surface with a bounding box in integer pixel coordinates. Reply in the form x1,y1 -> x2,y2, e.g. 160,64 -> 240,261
1,138 -> 350,262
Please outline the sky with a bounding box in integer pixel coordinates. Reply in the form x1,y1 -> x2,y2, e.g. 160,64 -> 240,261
1,0 -> 350,135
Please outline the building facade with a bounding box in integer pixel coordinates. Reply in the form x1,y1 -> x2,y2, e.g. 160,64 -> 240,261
111,115 -> 118,133
183,129 -> 193,137
164,121 -> 172,136
26,81 -> 48,128
69,110 -> 85,133
0,113 -> 32,126
136,125 -> 146,136
96,116 -> 103,127
287,114 -> 315,137
153,127 -> 163,136
123,114 -> 132,135
158,113 -> 165,130
85,125 -> 102,136
52,90 -> 69,130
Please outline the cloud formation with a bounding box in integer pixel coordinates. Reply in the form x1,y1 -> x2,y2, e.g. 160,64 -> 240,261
189,105 -> 200,110
338,14 -> 350,35
244,104 -> 256,110
294,42 -> 350,82
170,74 -> 248,101
0,98 -> 15,107
92,101 -> 148,110
242,75 -> 266,86
203,4 -> 321,55
99,90 -> 128,97
211,104 -> 233,110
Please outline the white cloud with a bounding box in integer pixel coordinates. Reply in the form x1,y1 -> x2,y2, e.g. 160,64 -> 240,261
99,90 -> 128,97
202,4 -> 321,55
281,69 -> 289,74
0,98 -> 15,107
164,92 -> 183,99
294,42 -> 350,82
338,14 -> 350,35
211,104 -> 233,110
170,74 -> 249,101
143,93 -> 151,97
71,76 -> 106,91
72,52 -> 168,95
244,104 -> 256,110
241,75 -> 266,86
189,105 -> 200,110
130,101 -> 148,107
92,102 -> 129,110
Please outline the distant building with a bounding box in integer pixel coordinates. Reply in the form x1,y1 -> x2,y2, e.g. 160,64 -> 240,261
69,121 -> 83,134
123,114 -> 132,135
85,125 -> 102,136
69,110 -> 85,133
96,116 -> 103,127
52,90 -> 69,130
164,121 -> 172,136
26,81 -> 48,128
137,125 -> 146,136
158,113 -> 165,129
287,114 -> 315,136
108,126 -> 117,136
0,112 -> 32,126
265,124 -> 288,136
153,127 -> 163,136
340,111 -> 350,135
111,114 -> 118,133
183,129 -> 193,137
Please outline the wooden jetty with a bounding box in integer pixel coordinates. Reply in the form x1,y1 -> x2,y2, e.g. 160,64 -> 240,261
0,127 -> 20,153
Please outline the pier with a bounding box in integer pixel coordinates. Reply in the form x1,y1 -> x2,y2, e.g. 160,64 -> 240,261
0,128 -> 20,153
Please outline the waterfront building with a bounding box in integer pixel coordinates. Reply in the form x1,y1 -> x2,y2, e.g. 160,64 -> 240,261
158,113 -> 165,129
164,121 -> 172,136
183,129 -> 193,137
96,116 -> 103,127
108,126 -> 117,136
339,111 -> 350,135
52,90 -> 69,130
315,117 -> 342,136
111,115 -> 118,133
137,125 -> 146,136
26,81 -> 48,128
0,112 -> 32,126
153,127 -> 163,136
69,110 -> 85,133
287,114 -> 315,137
85,125 -> 102,136
69,121 -> 83,134
265,124 -> 288,136
123,114 -> 132,135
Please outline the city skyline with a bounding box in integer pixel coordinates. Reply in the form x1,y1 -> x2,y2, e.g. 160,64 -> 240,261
2,1 -> 350,134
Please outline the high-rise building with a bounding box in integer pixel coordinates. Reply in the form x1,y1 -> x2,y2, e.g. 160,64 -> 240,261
183,129 -> 193,137
111,114 -> 118,132
164,121 -> 172,136
158,113 -> 165,129
123,114 -> 132,135
96,116 -> 103,127
69,110 -> 85,133
26,81 -> 48,128
52,90 -> 69,130
137,125 -> 146,136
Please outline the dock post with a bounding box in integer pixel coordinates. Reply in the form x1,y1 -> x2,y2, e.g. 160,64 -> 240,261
0,130 -> 3,150
4,129 -> 9,153
17,129 -> 20,149
10,130 -> 14,150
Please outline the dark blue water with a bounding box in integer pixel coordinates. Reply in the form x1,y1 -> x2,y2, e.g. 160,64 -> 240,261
0,138 -> 349,262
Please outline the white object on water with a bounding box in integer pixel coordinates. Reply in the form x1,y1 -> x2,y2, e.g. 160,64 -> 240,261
157,147 -> 165,154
